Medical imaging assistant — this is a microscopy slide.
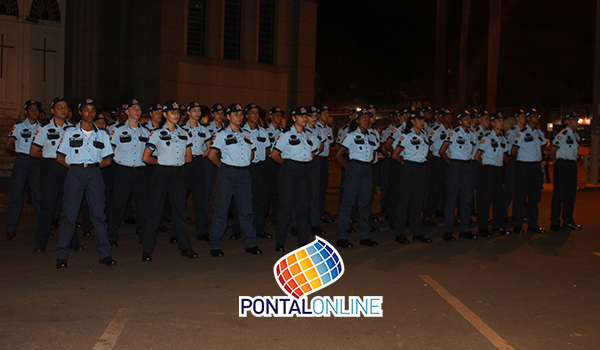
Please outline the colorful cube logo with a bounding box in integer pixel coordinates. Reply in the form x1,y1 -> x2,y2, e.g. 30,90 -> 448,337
274,239 -> 344,299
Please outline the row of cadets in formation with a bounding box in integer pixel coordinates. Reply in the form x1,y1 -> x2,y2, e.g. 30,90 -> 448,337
4,98 -> 583,268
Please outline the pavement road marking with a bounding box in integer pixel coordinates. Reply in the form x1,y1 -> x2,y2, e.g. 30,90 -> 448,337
593,253 -> 600,257
419,275 -> 516,350
92,308 -> 134,350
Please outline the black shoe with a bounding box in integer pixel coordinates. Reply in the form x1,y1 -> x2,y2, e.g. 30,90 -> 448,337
82,229 -> 91,236
51,218 -> 59,229
124,218 -> 136,225
6,232 -> 16,241
478,229 -> 492,238
158,225 -> 169,233
34,245 -> 46,253
513,226 -> 524,234
549,225 -> 563,231
493,227 -> 510,235
291,227 -> 297,236
99,256 -> 117,266
56,259 -> 68,269
210,249 -> 224,257
564,223 -> 582,231
275,243 -> 285,252
181,249 -> 199,259
321,215 -> 334,223
142,252 -> 152,262
413,235 -> 432,243
527,226 -> 546,234
359,239 -> 378,247
443,232 -> 456,241
229,232 -> 242,240
395,235 -> 411,245
169,236 -> 178,243
109,240 -> 118,248
336,239 -> 353,248
257,232 -> 273,239
370,216 -> 379,223
422,217 -> 437,227
311,226 -> 326,236
245,246 -> 263,255
459,232 -> 478,239
370,226 -> 379,233
70,244 -> 85,251
197,234 -> 209,241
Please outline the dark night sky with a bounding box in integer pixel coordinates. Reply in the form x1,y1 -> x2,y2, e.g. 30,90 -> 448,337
315,0 -> 597,111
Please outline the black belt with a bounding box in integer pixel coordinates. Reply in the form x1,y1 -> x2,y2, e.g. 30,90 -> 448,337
451,159 -> 470,163
71,162 -> 100,168
404,160 -> 426,165
285,159 -> 311,165
350,159 -> 371,165
483,164 -> 502,168
222,163 -> 249,170
17,153 -> 34,158
556,159 -> 576,162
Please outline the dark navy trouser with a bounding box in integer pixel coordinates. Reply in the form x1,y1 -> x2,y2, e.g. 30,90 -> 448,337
502,156 -> 517,219
203,157 -> 219,227
424,156 -> 448,219
209,165 -> 258,250
143,165 -> 192,254
444,160 -> 473,233
6,154 -> 41,233
477,165 -> 504,231
513,161 -> 543,228
108,164 -> 149,242
184,156 -> 206,236
276,160 -> 311,247
265,157 -> 281,219
55,166 -> 112,260
395,161 -> 427,237
550,159 -> 577,226
337,160 -> 372,240
318,156 -> 330,217
386,159 -> 402,224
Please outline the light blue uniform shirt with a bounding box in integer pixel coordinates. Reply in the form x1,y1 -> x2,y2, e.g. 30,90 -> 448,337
380,123 -> 394,144
306,125 -> 322,156
142,120 -> 162,132
274,126 -> 317,162
57,123 -> 114,164
552,127 -> 579,161
429,123 -> 449,158
205,120 -> 224,136
369,128 -> 381,164
110,121 -> 150,167
32,119 -> 72,159
184,120 -> 211,156
512,124 -> 547,162
505,124 -> 521,150
146,124 -> 191,166
336,123 -> 351,145
444,126 -> 474,161
478,130 -> 507,167
387,122 -> 407,143
9,118 -> 40,154
211,126 -> 256,167
266,123 -> 282,147
471,125 -> 488,158
392,127 -> 429,163
341,128 -> 378,163
242,123 -> 271,163
107,122 -> 123,135
316,121 -> 334,157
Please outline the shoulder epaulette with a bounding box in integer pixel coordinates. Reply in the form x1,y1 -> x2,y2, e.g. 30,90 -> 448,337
40,120 -> 51,127
64,124 -> 76,130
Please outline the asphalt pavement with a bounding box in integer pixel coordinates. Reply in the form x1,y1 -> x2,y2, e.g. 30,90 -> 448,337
1,163 -> 599,350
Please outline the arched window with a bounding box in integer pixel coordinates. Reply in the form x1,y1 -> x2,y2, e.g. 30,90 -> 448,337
0,0 -> 19,16
30,0 -> 61,22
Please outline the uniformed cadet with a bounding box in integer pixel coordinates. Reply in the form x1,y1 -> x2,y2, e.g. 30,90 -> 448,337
5,100 -> 43,241
334,110 -> 379,248
202,103 -> 226,234
183,102 -> 212,241
383,106 -> 413,229
103,103 -> 127,222
271,106 -> 318,252
55,98 -> 116,268
549,112 -> 582,232
365,105 -> 381,228
423,109 -> 452,226
265,106 -> 285,224
471,110 -> 490,216
335,107 -> 360,209
142,100 -> 197,262
378,110 -> 398,215
143,103 -> 164,131
207,103 -> 262,257
107,99 -> 151,247
241,103 -> 272,239
178,104 -> 188,126
439,110 -> 477,240
502,109 -> 527,223
391,110 -> 432,244
304,105 -> 326,235
474,112 -> 509,237
30,97 -> 82,252
316,105 -> 335,223
510,108 -> 547,234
